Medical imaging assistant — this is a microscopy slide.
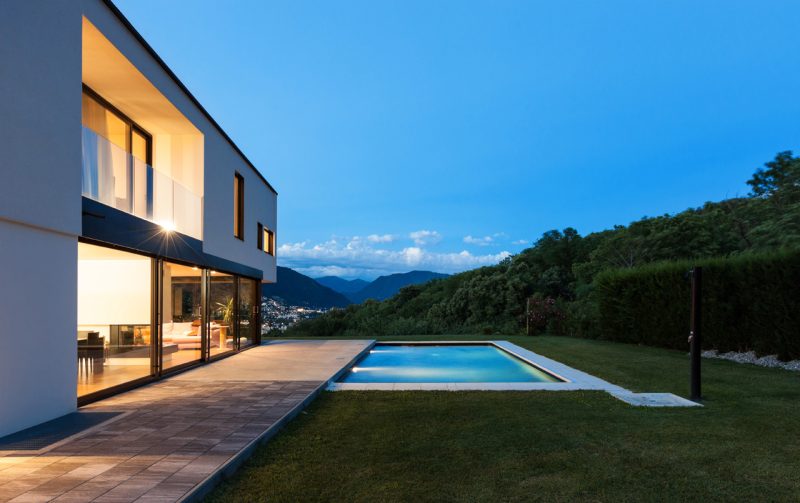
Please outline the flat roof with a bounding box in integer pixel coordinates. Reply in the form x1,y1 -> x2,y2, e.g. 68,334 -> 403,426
103,0 -> 278,195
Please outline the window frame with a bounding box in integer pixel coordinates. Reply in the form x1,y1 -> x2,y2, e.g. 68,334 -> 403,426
234,172 -> 245,240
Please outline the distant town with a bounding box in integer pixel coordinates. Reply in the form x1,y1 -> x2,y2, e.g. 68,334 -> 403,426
261,297 -> 332,334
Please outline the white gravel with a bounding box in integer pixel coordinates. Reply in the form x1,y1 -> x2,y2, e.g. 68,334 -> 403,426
701,350 -> 800,372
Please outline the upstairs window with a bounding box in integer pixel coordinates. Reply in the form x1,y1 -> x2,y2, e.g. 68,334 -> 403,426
234,173 -> 244,239
258,223 -> 275,255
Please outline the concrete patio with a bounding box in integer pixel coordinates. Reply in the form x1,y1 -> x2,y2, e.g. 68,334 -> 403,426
0,340 -> 371,503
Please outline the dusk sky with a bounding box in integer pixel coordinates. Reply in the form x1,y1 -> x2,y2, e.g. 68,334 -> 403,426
116,0 -> 800,279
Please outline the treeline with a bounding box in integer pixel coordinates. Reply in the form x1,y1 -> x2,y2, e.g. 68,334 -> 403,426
284,152 -> 800,356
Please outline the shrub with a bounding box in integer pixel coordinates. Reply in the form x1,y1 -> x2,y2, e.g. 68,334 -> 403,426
594,251 -> 800,360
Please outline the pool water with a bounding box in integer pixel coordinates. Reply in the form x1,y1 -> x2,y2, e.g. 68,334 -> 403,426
338,344 -> 561,383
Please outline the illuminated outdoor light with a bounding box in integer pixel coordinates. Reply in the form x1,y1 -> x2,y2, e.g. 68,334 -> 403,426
159,220 -> 176,232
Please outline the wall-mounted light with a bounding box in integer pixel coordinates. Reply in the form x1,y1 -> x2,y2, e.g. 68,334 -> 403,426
159,221 -> 176,232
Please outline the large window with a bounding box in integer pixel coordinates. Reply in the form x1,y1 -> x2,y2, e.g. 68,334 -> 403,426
208,272 -> 236,357
77,243 -> 153,397
234,173 -> 244,239
238,277 -> 258,349
77,242 -> 259,399
161,262 -> 203,370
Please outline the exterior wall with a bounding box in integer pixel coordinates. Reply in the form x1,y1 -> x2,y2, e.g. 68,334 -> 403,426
202,135 -> 278,283
0,221 -> 78,437
81,0 -> 278,281
0,1 -> 82,437
0,1 -> 82,235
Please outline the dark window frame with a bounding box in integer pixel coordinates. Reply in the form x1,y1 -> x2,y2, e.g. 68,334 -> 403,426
257,222 -> 274,255
82,84 -> 153,165
234,172 -> 245,240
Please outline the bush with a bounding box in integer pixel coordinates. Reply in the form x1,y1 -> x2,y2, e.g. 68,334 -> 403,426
594,251 -> 800,360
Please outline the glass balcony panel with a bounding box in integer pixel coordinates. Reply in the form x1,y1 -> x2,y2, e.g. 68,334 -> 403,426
132,157 -> 152,220
82,126 -> 202,239
173,181 -> 202,240
81,127 -> 116,207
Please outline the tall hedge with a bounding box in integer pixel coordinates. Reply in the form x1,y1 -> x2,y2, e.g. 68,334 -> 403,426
594,251 -> 800,360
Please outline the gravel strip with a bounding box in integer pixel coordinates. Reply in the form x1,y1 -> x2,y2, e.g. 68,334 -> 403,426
702,350 -> 800,372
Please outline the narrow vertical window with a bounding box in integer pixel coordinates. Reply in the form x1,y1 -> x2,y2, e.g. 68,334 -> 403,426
266,228 -> 275,255
257,222 -> 264,250
234,173 -> 244,239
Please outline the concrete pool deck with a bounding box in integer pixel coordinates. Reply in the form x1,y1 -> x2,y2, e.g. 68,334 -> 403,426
328,340 -> 702,408
0,340 -> 372,503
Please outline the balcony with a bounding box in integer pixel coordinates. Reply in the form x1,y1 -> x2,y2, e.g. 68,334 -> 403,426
81,127 -> 202,239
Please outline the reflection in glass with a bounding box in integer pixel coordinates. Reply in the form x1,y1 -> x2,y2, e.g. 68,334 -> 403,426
238,277 -> 258,349
77,243 -> 153,397
162,262 -> 203,370
209,272 -> 236,357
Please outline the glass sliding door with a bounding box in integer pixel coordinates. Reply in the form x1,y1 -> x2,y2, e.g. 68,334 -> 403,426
161,262 -> 203,370
77,243 -> 153,397
208,272 -> 236,357
238,277 -> 258,349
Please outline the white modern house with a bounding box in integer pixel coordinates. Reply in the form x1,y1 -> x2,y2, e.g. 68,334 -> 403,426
0,0 -> 278,437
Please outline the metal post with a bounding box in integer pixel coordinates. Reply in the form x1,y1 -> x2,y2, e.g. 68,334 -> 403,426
689,267 -> 702,401
526,298 -> 530,336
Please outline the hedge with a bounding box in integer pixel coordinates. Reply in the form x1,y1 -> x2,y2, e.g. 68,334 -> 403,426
594,251 -> 800,360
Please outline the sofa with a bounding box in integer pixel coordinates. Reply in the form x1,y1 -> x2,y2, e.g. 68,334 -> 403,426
162,321 -> 222,350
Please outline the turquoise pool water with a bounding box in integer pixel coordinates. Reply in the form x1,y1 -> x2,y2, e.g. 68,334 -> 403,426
338,344 -> 561,383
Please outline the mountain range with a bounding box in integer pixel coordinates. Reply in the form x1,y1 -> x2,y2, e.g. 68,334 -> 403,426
334,270 -> 449,303
262,268 -> 448,308
262,267 -> 350,308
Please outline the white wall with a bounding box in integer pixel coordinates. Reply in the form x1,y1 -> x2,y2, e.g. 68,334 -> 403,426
0,1 -> 82,235
0,221 -> 78,437
0,1 -> 82,436
202,135 -> 278,282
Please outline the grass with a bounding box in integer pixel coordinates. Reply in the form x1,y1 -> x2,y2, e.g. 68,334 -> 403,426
207,335 -> 800,502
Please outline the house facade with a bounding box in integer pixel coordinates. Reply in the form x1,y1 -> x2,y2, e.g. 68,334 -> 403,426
0,0 -> 277,437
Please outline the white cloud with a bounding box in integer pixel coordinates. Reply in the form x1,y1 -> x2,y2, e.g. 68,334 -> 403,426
277,239 -> 510,278
409,230 -> 442,246
367,234 -> 395,243
512,239 -> 529,245
463,235 -> 494,246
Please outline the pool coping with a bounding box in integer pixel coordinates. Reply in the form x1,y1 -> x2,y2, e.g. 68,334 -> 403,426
327,340 -> 702,408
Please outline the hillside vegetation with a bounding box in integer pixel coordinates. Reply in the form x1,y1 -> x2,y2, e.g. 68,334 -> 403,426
285,151 -> 800,352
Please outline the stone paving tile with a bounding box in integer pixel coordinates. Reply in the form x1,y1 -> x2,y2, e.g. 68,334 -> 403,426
0,340 -> 371,503
0,380 -> 321,503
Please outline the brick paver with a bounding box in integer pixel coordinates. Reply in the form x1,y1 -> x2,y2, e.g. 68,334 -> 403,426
0,340 -> 371,503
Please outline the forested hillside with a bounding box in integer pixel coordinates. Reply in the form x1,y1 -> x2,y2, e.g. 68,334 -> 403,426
284,151 -> 800,339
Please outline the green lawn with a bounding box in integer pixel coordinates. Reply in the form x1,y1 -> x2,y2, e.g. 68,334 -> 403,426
207,336 -> 800,502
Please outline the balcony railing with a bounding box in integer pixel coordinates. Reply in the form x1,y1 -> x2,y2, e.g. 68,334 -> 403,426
81,127 -> 202,239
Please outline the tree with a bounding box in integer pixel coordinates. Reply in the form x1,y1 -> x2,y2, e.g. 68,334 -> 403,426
747,151 -> 800,203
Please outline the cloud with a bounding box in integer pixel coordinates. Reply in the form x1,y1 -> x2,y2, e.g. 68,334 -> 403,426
463,235 -> 494,246
512,239 -> 529,245
277,239 -> 510,278
409,230 -> 442,246
367,234 -> 395,243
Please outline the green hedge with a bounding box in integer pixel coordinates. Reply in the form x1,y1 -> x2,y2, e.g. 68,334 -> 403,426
594,251 -> 800,360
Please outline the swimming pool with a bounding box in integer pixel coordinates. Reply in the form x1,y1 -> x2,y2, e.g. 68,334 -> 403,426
337,343 -> 562,383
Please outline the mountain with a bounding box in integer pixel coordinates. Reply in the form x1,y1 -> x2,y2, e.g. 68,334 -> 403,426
262,267 -> 351,309
348,270 -> 449,303
315,276 -> 370,294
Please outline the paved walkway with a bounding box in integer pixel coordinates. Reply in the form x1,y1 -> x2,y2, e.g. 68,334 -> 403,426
0,340 -> 371,503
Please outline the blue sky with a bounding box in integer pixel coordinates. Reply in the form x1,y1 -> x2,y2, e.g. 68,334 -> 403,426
116,0 -> 800,279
